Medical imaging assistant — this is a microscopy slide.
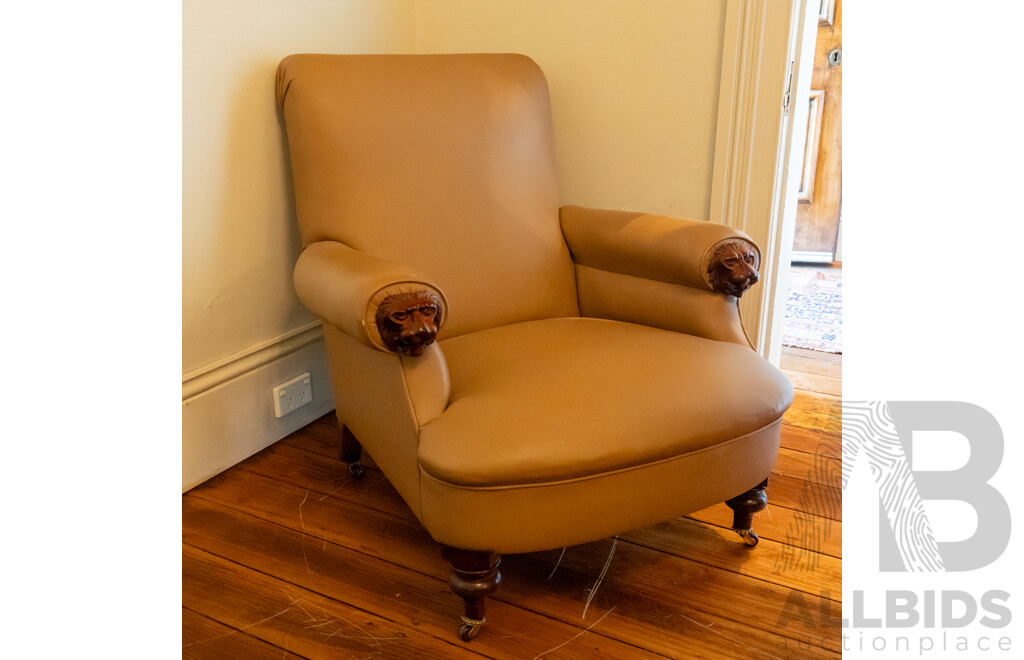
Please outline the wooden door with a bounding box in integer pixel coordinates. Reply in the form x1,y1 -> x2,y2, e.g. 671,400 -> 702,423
792,0 -> 842,262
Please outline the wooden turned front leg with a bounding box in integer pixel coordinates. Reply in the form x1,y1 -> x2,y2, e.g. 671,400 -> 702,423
725,478 -> 769,546
441,546 -> 501,641
337,421 -> 365,479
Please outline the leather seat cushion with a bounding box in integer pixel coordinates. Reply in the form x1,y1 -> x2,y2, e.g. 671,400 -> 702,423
419,318 -> 794,487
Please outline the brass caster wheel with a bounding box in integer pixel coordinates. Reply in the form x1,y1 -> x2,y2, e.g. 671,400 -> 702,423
349,463 -> 365,480
458,616 -> 485,641
735,528 -> 759,546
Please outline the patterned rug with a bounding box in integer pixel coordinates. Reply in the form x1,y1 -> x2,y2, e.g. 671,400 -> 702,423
782,266 -> 842,353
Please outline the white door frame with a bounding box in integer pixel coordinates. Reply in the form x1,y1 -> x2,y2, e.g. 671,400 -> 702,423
710,0 -> 819,365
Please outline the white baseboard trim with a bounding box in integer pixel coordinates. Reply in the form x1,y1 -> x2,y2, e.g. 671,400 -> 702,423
182,323 -> 335,492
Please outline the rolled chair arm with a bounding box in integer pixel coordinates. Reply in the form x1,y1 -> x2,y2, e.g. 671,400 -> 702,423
559,205 -> 761,298
294,240 -> 449,356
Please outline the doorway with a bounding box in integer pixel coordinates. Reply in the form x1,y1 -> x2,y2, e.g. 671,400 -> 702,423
792,0 -> 841,264
781,0 -> 841,390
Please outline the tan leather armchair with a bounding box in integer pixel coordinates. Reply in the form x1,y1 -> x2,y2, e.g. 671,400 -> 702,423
275,53 -> 793,641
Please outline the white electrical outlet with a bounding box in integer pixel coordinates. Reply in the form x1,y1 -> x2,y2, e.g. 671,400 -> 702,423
272,372 -> 313,418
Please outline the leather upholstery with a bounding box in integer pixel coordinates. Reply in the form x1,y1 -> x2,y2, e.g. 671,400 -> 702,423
277,54 -> 579,341
422,318 -> 789,487
574,265 -> 752,346
294,240 -> 446,352
276,53 -> 793,556
561,205 -> 761,293
420,417 -> 784,554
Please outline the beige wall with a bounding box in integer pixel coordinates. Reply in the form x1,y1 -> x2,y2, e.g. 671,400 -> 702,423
415,0 -> 727,221
183,0 -> 415,376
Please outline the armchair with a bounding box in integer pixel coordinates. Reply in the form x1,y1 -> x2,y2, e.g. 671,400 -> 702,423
275,53 -> 793,641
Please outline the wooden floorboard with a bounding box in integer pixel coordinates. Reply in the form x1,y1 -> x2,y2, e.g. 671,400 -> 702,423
183,607 -> 295,660
184,349 -> 842,658
780,347 -> 841,398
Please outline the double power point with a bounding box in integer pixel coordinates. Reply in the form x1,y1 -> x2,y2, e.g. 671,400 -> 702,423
272,372 -> 313,418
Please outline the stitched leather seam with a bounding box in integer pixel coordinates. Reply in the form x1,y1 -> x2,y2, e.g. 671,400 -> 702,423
418,417 -> 784,491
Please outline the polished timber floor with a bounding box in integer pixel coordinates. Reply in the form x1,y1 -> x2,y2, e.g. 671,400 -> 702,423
183,346 -> 841,658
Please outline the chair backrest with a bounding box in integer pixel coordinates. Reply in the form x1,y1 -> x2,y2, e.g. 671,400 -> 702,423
276,53 -> 580,339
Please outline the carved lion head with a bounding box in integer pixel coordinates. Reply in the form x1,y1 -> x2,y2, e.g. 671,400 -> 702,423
374,291 -> 444,357
707,240 -> 760,298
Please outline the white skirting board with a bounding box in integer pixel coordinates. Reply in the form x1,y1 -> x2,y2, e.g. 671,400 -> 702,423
182,323 -> 335,492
